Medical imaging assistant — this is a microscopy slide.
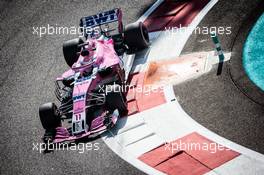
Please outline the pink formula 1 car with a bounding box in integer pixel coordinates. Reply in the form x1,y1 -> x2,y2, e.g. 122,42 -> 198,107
39,9 -> 149,143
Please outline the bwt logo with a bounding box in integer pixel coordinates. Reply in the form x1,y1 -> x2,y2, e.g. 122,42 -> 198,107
73,94 -> 85,102
84,9 -> 118,27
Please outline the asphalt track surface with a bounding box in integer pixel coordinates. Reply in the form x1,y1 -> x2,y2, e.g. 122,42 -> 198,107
1,1 -> 264,175
176,0 -> 264,154
0,1 -> 155,174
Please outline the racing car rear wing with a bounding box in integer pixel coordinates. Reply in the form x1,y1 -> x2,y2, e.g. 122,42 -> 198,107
80,8 -> 123,37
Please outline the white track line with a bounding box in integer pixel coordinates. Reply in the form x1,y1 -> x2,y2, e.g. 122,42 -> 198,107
136,0 -> 164,23
147,0 -> 219,61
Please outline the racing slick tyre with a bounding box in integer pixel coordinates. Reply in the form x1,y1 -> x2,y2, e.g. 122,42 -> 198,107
62,38 -> 84,67
124,22 -> 149,53
105,84 -> 127,115
39,102 -> 61,130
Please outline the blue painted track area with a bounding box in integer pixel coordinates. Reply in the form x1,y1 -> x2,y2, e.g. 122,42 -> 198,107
243,13 -> 264,91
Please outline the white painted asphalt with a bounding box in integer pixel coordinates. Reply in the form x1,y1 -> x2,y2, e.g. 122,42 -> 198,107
147,0 -> 219,61
102,0 -> 264,174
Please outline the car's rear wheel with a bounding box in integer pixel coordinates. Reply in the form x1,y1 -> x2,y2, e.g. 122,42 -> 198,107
124,22 -> 150,54
39,102 -> 61,130
105,84 -> 127,115
62,38 -> 84,67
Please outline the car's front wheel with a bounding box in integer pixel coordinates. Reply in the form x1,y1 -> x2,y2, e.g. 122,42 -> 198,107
39,102 -> 61,130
